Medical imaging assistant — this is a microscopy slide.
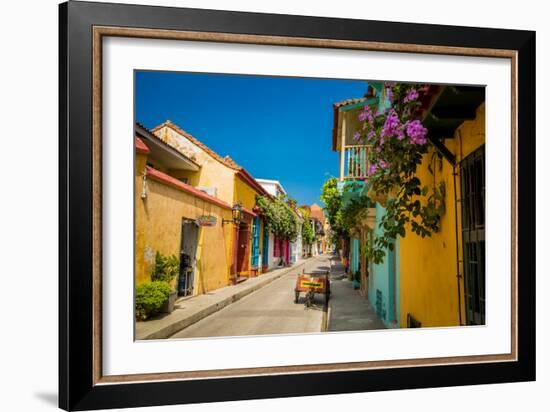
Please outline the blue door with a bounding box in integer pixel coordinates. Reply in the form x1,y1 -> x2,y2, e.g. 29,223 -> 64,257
251,216 -> 260,268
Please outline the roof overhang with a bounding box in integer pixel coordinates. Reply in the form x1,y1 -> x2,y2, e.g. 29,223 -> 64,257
332,97 -> 378,151
422,85 -> 485,165
135,123 -> 200,172
237,169 -> 270,197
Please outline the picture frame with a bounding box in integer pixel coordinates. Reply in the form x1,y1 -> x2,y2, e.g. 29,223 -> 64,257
59,1 -> 535,410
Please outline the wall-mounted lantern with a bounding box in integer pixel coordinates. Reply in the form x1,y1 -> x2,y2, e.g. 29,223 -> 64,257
223,202 -> 243,226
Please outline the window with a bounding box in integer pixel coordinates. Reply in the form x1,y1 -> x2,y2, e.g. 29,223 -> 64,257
460,145 -> 485,325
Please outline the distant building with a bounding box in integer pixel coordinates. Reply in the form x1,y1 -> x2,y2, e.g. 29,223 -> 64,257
256,179 -> 287,198
300,204 -> 327,256
256,179 -> 304,267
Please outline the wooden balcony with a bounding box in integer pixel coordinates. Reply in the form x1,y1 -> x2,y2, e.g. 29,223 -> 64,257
339,144 -> 371,180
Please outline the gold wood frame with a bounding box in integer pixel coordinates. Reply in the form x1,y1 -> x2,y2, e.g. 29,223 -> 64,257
92,26 -> 518,385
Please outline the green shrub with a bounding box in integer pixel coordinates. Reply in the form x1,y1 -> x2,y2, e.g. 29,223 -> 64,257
135,281 -> 171,321
151,251 -> 180,284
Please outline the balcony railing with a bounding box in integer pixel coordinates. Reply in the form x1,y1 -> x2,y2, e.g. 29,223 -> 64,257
340,145 -> 371,180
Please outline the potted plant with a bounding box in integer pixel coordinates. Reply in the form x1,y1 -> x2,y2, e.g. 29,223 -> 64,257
152,251 -> 180,313
135,281 -> 172,321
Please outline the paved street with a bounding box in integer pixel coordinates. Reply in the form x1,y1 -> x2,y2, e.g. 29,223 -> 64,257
327,257 -> 386,331
170,255 -> 331,339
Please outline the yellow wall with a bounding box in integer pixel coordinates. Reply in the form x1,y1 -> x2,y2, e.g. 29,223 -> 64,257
234,175 -> 259,210
398,103 -> 485,327
154,125 -> 236,204
135,153 -> 235,294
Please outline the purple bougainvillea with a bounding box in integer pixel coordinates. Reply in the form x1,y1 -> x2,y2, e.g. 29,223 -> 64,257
406,120 -> 428,145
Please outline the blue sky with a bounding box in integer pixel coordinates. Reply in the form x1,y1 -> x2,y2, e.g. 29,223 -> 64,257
135,71 -> 367,206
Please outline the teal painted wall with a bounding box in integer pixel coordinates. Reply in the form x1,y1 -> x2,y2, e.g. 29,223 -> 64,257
368,203 -> 397,327
351,237 -> 360,275
395,238 -> 401,328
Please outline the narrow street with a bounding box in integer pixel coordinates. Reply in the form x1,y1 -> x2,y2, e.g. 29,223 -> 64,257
170,256 -> 331,339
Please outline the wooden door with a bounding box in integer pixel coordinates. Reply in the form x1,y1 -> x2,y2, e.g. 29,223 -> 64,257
236,223 -> 250,274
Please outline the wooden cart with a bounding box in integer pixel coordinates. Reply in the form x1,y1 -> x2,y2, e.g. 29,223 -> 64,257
294,270 -> 330,307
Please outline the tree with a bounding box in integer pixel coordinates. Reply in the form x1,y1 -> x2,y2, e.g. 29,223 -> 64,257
299,207 -> 314,245
320,177 -> 345,238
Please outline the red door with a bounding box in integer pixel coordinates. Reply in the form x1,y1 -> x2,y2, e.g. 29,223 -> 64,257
282,239 -> 290,266
236,223 -> 250,274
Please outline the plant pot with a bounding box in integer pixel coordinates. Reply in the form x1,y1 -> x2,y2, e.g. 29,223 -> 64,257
161,290 -> 177,313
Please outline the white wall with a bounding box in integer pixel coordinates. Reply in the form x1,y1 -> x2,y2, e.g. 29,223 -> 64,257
267,232 -> 276,269
1,1 -> 547,412
291,222 -> 303,263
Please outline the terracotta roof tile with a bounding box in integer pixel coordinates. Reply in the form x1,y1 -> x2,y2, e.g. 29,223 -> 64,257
152,120 -> 270,196
135,136 -> 150,154
333,97 -> 366,109
152,120 -> 242,171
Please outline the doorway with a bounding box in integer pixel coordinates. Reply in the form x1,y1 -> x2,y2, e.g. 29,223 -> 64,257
236,221 -> 251,275
178,219 -> 199,297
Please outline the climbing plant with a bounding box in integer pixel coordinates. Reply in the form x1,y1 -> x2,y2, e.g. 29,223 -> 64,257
256,195 -> 299,241
300,208 -> 315,245
340,194 -> 376,233
354,82 -> 446,264
320,177 -> 345,238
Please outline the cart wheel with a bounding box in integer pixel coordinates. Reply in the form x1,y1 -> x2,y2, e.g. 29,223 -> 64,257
306,291 -> 314,307
294,290 -> 299,304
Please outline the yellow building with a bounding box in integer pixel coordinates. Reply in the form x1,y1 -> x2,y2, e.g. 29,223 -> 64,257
135,121 -> 270,299
398,86 -> 486,327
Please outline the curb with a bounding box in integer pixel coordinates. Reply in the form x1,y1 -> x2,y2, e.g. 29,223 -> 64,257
325,258 -> 334,331
141,258 -> 312,340
325,304 -> 332,331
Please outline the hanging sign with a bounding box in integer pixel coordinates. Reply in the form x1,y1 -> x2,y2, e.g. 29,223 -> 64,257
196,215 -> 217,227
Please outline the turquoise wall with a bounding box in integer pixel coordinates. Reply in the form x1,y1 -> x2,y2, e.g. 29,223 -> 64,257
395,238 -> 401,328
351,237 -> 360,275
368,203 -> 399,327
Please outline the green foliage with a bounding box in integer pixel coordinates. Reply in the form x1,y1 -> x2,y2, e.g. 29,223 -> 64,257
256,195 -> 299,241
151,251 -> 180,284
135,281 -> 171,321
320,178 -> 376,248
340,195 -> 375,232
320,177 -> 345,237
301,215 -> 314,245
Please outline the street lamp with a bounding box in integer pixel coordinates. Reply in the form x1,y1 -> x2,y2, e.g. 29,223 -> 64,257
223,202 -> 243,225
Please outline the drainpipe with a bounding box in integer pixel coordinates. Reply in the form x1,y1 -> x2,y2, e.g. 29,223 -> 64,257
452,164 -> 463,326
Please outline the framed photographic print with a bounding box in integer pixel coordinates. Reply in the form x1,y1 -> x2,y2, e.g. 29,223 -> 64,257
59,1 -> 535,410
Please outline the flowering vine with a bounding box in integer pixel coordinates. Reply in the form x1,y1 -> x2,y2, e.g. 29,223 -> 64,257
356,82 -> 445,264
256,195 -> 299,241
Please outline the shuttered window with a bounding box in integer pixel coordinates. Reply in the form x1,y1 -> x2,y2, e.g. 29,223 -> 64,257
460,145 -> 486,325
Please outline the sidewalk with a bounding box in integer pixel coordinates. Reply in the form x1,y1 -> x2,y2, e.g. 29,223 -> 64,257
136,258 -> 313,340
327,257 -> 386,331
